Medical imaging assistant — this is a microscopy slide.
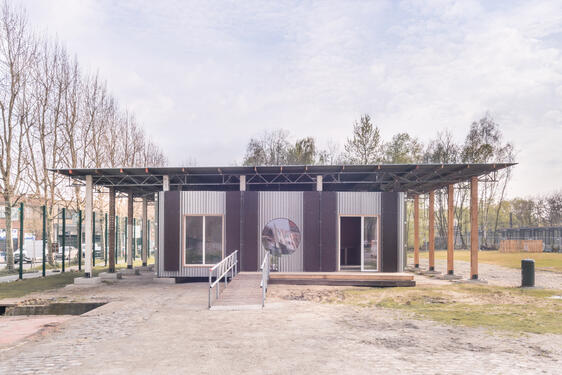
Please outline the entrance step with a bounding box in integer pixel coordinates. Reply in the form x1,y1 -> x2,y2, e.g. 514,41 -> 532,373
211,272 -> 263,310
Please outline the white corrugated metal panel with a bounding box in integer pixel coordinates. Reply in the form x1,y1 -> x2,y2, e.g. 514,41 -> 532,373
258,192 -> 303,272
158,191 -> 226,278
337,192 -> 381,215
159,266 -> 211,278
181,191 -> 225,215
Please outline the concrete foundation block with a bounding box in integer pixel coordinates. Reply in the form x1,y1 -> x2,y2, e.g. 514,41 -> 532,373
453,278 -> 488,284
437,274 -> 463,280
421,270 -> 442,276
136,266 -> 153,273
74,277 -> 102,286
99,272 -> 122,280
153,277 -> 176,284
119,268 -> 140,276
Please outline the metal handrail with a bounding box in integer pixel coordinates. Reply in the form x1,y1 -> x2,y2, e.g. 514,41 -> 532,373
260,252 -> 270,308
208,250 -> 238,309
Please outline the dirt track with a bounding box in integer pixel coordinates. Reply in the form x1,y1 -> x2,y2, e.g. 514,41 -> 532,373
0,272 -> 560,374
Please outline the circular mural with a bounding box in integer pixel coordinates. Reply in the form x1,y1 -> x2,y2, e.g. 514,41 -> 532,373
261,218 -> 301,257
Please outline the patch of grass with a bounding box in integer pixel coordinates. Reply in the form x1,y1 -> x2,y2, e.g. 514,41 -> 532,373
409,250 -> 562,273
336,284 -> 562,334
0,271 -> 84,299
0,257 -> 155,300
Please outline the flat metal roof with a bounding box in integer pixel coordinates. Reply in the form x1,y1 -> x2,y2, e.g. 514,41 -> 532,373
52,163 -> 515,197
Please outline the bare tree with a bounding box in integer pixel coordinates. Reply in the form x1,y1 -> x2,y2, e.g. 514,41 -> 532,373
0,2 -> 35,270
461,114 -> 514,247
424,130 -> 460,245
25,39 -> 68,264
384,132 -> 423,164
243,129 -> 290,166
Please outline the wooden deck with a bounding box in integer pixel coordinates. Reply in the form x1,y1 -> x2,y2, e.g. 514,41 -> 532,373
269,272 -> 415,287
210,271 -> 415,310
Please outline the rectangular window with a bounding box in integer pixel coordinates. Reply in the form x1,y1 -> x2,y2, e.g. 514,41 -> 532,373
184,215 -> 223,265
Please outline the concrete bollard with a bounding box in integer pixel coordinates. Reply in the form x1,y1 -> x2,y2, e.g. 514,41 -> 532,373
521,259 -> 535,287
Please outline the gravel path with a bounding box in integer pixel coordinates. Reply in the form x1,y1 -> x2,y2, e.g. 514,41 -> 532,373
414,258 -> 562,289
0,273 -> 560,374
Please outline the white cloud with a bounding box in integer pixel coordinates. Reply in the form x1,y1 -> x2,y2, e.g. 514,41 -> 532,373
16,0 -> 562,197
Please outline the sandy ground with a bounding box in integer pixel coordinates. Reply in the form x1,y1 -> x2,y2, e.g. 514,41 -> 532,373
414,257 -> 562,289
0,272 -> 561,374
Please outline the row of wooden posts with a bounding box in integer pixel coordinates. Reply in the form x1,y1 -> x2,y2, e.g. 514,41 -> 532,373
413,176 -> 479,279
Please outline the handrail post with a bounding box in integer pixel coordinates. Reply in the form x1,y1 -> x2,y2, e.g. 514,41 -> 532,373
208,270 -> 212,309
208,250 -> 239,309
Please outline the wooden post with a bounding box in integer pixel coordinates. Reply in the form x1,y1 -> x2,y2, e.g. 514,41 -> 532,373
447,184 -> 454,275
414,195 -> 420,268
470,176 -> 478,279
428,191 -> 435,271
108,187 -> 116,273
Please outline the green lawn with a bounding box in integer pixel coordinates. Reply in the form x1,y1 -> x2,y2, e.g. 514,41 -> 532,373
0,271 -> 84,299
334,284 -> 562,334
0,257 -> 154,300
409,250 -> 562,273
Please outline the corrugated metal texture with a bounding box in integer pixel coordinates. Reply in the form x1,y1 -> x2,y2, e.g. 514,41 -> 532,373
158,191 -> 165,276
158,191 -> 226,278
337,192 -> 381,215
397,192 -> 405,272
159,266 -> 211,277
181,191 -> 225,215
258,192 -> 303,272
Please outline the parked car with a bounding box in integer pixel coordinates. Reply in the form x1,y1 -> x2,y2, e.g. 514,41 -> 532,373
56,246 -> 78,260
14,250 -> 32,264
80,244 -> 102,258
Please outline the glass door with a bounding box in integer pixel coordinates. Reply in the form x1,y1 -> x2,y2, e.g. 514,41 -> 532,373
361,216 -> 378,271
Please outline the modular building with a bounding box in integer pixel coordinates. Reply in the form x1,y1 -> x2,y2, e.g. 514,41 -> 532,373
54,163 -> 514,281
158,190 -> 405,278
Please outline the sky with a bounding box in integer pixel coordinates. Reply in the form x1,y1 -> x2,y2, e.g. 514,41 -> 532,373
16,0 -> 562,198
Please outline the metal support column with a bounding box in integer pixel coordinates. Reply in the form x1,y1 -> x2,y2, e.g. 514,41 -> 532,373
92,211 -> 96,267
78,210 -> 82,271
104,212 -> 108,267
19,203 -> 24,280
116,215 -> 119,264
127,192 -> 133,269
62,207 -> 66,272
42,205 -> 46,277
108,188 -> 116,273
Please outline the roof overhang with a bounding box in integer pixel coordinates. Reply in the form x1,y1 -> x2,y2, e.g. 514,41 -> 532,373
51,163 -> 516,198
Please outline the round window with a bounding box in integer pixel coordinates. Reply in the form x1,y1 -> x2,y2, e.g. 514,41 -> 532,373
261,218 -> 301,256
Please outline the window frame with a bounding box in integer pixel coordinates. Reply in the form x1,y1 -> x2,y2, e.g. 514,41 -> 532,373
182,214 -> 225,267
337,214 -> 381,272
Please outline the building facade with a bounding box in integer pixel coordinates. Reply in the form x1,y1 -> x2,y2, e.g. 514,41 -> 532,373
157,190 -> 405,278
